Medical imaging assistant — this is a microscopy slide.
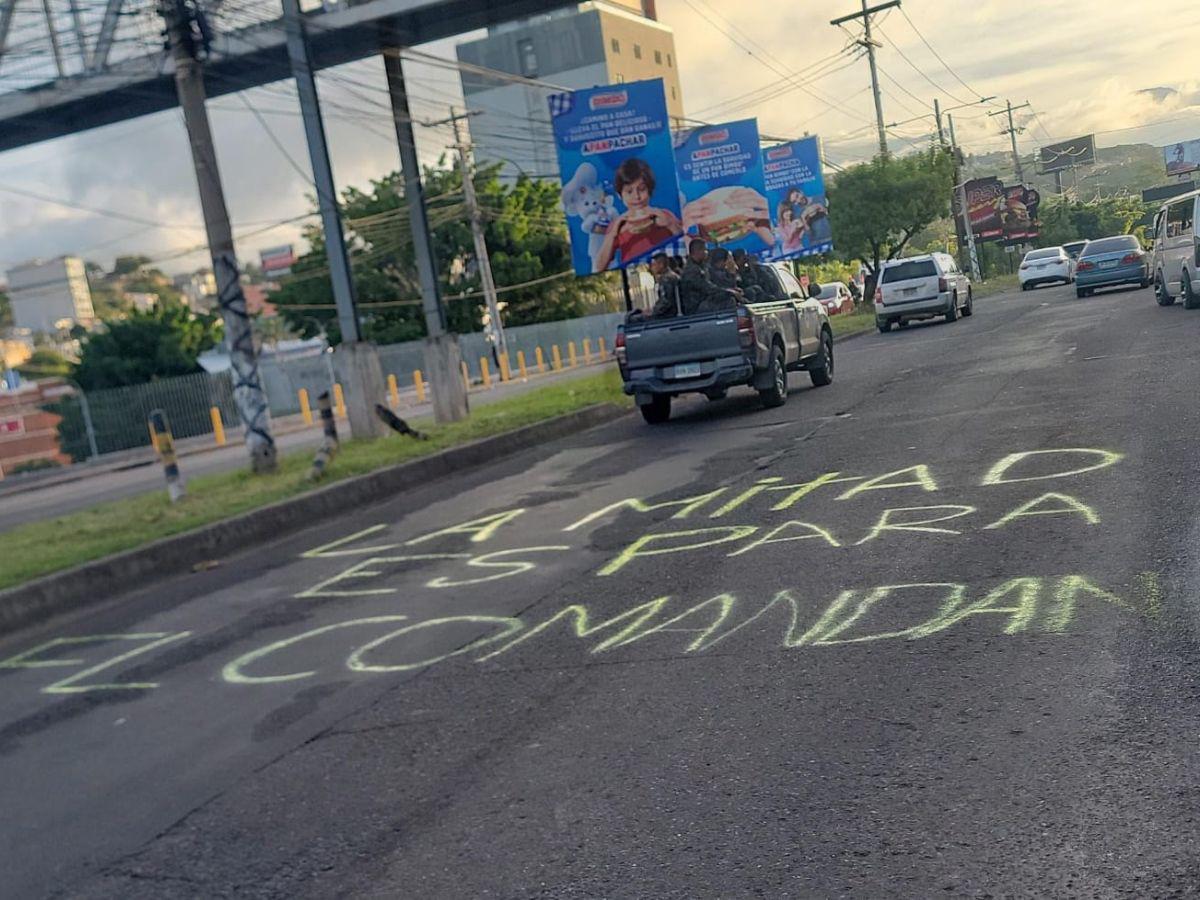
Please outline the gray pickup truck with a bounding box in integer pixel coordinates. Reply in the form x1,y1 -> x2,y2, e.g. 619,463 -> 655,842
614,262 -> 834,424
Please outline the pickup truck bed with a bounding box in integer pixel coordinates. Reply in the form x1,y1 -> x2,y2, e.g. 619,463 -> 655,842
615,265 -> 834,424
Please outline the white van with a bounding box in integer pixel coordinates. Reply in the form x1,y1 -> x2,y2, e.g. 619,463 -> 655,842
874,252 -> 973,332
1149,189 -> 1200,307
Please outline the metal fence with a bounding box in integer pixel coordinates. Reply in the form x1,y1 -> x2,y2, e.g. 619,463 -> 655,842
54,370 -> 237,461
261,311 -> 626,416
39,310 -> 627,460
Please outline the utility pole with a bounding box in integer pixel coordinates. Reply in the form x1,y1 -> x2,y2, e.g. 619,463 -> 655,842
989,99 -> 1030,183
831,0 -> 899,158
430,108 -> 507,361
382,48 -> 468,423
282,0 -> 385,440
159,0 -> 276,473
946,113 -> 977,279
933,98 -> 945,146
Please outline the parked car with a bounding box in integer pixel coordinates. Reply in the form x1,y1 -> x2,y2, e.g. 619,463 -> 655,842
1074,235 -> 1150,297
616,262 -> 832,424
1148,188 -> 1199,307
1019,246 -> 1073,289
815,282 -> 854,315
1063,240 -> 1087,261
874,252 -> 973,332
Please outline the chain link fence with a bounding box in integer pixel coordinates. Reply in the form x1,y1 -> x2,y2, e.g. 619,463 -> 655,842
39,310 -> 625,462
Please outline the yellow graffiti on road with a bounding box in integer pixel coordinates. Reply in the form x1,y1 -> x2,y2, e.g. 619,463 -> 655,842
0,632 -> 191,694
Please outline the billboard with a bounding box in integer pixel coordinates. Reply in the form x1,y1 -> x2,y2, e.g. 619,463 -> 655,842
1000,185 -> 1041,243
963,176 -> 1006,240
1038,134 -> 1096,173
549,78 -> 683,275
1164,139 -> 1200,177
962,177 -> 1040,243
673,118 -> 773,256
260,244 -> 295,278
761,136 -> 833,260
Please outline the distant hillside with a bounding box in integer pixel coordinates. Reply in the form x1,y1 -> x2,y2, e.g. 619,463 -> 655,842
962,142 -> 1172,199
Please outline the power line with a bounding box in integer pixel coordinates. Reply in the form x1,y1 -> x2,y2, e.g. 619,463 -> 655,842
898,6 -> 995,105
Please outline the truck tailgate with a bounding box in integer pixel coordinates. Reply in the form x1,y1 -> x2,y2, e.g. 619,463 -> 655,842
625,311 -> 742,370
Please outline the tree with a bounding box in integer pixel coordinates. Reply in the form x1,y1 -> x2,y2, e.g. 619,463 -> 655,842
111,255 -> 152,276
16,349 -> 71,378
271,160 -> 600,345
73,304 -> 223,390
0,289 -> 11,330
828,149 -> 955,292
1036,195 -> 1151,248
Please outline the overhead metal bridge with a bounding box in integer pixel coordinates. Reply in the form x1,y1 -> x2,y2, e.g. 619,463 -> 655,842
0,0 -> 570,152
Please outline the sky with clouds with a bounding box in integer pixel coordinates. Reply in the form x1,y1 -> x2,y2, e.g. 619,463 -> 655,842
1,0 -> 1199,280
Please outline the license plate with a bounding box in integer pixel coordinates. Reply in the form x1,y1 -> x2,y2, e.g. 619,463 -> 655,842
1099,260 -> 1118,269
672,362 -> 702,378
902,287 -> 918,295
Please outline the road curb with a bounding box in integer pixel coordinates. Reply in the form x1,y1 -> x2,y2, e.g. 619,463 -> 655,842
0,402 -> 629,637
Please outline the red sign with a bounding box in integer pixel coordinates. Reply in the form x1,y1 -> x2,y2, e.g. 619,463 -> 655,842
0,417 -> 24,437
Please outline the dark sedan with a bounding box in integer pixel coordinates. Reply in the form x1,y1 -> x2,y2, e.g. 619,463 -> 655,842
1075,234 -> 1151,297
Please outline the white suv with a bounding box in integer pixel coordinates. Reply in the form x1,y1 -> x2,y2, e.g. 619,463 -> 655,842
874,252 -> 973,332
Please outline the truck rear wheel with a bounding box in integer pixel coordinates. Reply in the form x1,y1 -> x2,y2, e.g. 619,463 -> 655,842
759,345 -> 788,408
809,329 -> 834,387
640,394 -> 671,424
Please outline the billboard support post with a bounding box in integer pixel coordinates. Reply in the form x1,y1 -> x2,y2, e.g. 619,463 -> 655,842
621,267 -> 633,312
957,181 -> 981,281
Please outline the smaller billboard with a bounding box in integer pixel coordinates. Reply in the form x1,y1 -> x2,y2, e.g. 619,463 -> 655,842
260,245 -> 295,278
674,118 -> 773,256
1001,185 -> 1041,243
1164,139 -> 1200,177
1038,135 -> 1096,173
549,78 -> 683,274
963,176 -> 1006,240
761,136 -> 833,260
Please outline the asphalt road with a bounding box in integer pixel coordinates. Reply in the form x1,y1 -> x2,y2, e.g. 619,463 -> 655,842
4,281 -> 1200,898
0,363 -> 607,533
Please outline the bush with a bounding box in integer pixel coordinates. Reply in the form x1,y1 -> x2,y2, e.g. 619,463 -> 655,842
10,457 -> 62,474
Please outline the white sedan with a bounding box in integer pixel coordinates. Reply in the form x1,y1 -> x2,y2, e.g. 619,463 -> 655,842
1019,246 -> 1073,290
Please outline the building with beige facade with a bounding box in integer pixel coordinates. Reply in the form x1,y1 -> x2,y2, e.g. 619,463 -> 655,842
456,1 -> 684,180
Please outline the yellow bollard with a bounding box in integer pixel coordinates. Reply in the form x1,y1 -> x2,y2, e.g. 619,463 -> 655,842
583,338 -> 592,364
499,353 -> 511,382
461,360 -> 470,389
517,350 -> 528,379
551,345 -> 563,371
599,337 -> 607,358
334,383 -> 347,418
536,346 -> 546,373
568,341 -> 578,368
414,370 -> 426,403
480,357 -> 492,388
387,373 -> 400,408
299,388 -> 313,426
210,406 -> 226,446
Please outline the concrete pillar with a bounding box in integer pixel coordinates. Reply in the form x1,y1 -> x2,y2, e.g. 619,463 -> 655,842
423,334 -> 469,424
333,342 -> 387,439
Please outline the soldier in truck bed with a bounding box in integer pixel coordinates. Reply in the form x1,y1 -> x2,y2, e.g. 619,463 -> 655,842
680,238 -> 740,314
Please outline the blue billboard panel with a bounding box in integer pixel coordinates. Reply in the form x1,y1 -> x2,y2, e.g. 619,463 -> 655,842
549,78 -> 683,275
763,136 -> 833,260
673,118 -> 772,256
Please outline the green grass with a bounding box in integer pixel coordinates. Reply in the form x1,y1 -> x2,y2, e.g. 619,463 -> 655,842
973,273 -> 1019,299
829,309 -> 877,338
0,370 -> 627,592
